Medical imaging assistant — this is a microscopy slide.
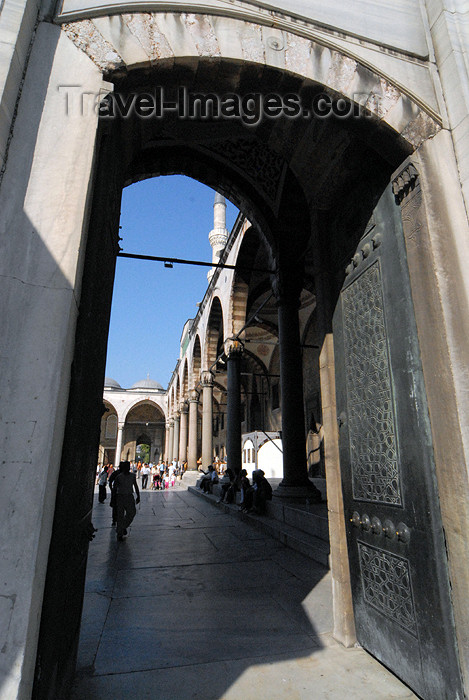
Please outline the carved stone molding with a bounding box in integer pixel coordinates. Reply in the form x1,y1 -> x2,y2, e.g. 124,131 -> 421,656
203,139 -> 286,211
392,162 -> 419,204
200,370 -> 214,387
392,160 -> 422,246
189,389 -> 200,402
179,401 -> 189,414
208,228 -> 228,248
224,338 -> 244,357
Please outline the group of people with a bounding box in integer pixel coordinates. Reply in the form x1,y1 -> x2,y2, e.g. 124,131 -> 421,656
140,461 -> 186,489
96,459 -> 188,542
96,458 -> 274,542
97,460 -> 186,497
198,463 -> 273,515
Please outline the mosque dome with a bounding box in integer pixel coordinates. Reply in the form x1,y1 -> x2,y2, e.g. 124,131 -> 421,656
131,378 -> 164,391
104,377 -> 122,389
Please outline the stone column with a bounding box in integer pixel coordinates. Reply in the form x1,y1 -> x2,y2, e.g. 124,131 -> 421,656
178,402 -> 189,464
172,412 -> 180,463
201,371 -> 214,469
167,420 -> 174,463
225,338 -> 244,474
164,424 -> 170,462
274,277 -> 322,502
115,423 -> 124,466
187,390 -> 200,470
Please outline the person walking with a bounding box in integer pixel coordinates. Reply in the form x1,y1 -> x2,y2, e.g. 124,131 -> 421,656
114,461 -> 140,541
141,463 -> 150,489
97,465 -> 108,503
108,462 -> 122,527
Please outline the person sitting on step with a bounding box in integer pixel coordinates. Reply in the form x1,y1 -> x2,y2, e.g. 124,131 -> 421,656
217,467 -> 237,503
199,464 -> 219,493
244,469 -> 272,515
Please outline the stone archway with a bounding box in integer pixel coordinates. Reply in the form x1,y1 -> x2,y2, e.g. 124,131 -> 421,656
1,10 -> 468,700
123,401 -> 165,463
33,52 -> 455,697
98,400 -> 118,465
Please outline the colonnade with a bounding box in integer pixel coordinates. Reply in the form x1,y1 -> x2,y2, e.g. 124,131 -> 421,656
105,282 -> 321,500
162,283 -> 322,501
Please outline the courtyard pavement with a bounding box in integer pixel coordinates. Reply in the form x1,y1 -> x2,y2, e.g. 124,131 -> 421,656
71,480 -> 417,700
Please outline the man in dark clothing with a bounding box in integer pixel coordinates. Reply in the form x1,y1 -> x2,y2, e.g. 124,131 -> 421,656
246,469 -> 272,515
114,461 -> 140,541
108,463 -> 121,526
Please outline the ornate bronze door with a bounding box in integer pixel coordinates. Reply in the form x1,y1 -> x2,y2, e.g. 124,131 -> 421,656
333,184 -> 463,698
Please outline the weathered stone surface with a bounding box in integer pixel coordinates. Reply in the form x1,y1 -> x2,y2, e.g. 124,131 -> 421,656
397,133 -> 469,692
56,0 -> 430,59
63,19 -> 125,70
182,13 -> 221,57
59,12 -> 441,148
320,334 -> 356,649
0,23 -> 104,699
124,12 -> 173,60
240,22 -> 264,63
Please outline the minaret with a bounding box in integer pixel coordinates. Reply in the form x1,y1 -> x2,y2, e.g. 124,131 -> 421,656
208,192 -> 228,281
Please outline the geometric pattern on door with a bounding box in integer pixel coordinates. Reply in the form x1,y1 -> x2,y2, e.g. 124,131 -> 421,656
342,261 -> 402,505
358,542 -> 417,636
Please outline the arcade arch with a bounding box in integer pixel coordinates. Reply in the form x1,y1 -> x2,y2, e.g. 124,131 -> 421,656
191,335 -> 202,389
122,401 -> 165,463
58,54 -> 455,698
98,400 -> 118,466
98,383 -> 167,465
181,360 -> 188,401
205,296 -> 225,369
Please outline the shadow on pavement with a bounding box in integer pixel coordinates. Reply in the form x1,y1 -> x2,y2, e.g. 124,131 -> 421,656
71,487 -> 416,700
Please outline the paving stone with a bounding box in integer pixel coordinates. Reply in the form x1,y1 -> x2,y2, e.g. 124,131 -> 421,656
72,487 -> 417,699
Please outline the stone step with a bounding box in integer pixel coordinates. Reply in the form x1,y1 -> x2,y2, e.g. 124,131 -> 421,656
195,477 -> 329,542
189,485 -> 330,568
265,500 -> 329,543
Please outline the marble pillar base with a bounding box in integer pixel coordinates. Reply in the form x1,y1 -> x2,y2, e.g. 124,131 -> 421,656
273,480 -> 322,503
181,470 -> 200,487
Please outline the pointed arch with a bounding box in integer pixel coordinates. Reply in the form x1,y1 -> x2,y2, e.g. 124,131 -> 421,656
205,296 -> 224,369
191,334 -> 202,390
181,359 -> 189,401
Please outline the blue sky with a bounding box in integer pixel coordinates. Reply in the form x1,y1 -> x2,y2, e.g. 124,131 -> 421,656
105,175 -> 239,388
